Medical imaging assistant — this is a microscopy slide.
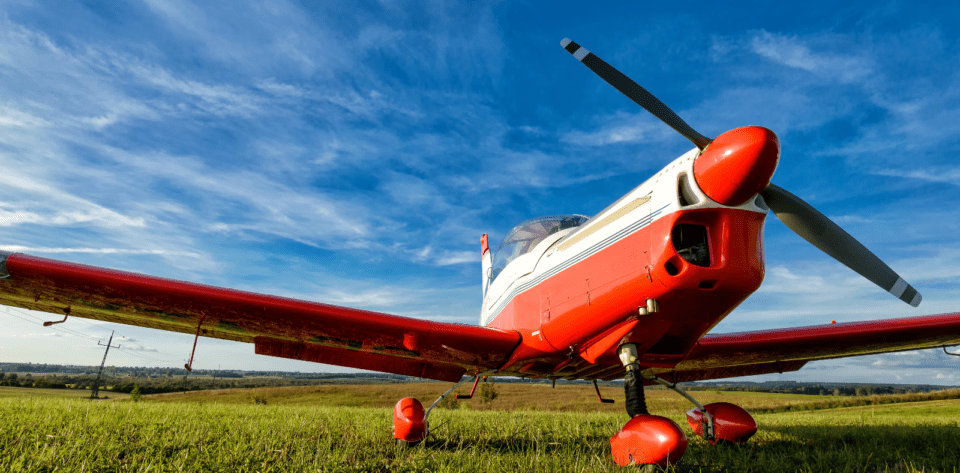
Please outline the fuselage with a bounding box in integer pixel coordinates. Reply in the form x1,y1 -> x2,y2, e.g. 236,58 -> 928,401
482,148 -> 769,379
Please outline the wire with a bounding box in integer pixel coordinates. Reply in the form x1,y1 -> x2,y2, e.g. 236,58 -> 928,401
2,307 -> 182,363
3,309 -> 100,341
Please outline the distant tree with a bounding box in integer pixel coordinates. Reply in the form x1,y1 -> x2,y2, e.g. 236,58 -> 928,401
437,393 -> 459,409
130,385 -> 141,402
479,382 -> 498,407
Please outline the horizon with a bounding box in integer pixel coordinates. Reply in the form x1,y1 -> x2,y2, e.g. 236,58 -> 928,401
2,1 -> 960,385
5,361 -> 959,391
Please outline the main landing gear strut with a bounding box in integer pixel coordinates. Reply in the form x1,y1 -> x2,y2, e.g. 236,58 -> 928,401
392,371 -> 496,447
610,344 -> 759,468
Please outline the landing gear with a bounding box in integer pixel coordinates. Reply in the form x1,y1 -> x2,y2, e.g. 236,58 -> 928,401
646,375 -> 758,445
620,342 -> 647,416
391,371 -> 494,447
609,343 -> 759,467
623,369 -> 648,416
610,344 -> 688,467
392,397 -> 426,445
685,402 -> 757,445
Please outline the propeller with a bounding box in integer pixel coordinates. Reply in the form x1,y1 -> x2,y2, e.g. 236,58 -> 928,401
760,184 -> 921,307
560,39 -> 711,150
561,38 -> 921,307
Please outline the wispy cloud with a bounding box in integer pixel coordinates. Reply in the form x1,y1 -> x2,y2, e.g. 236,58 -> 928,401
873,167 -> 960,186
0,246 -> 199,256
748,30 -> 874,83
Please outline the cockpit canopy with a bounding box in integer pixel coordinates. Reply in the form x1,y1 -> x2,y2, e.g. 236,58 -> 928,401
490,215 -> 589,283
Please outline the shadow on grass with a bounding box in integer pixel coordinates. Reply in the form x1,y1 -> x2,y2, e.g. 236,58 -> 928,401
411,422 -> 960,472
422,434 -> 613,453
715,423 -> 960,471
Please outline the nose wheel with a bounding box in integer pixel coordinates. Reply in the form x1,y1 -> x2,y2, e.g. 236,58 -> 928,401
610,344 -> 688,467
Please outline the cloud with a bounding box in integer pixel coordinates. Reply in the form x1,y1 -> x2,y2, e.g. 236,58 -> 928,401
748,31 -> 874,83
1,1 -> 958,381
0,246 -> 199,256
560,112 -> 676,147
0,106 -> 50,128
828,215 -> 875,225
873,167 -> 960,187
433,251 -> 476,266
122,62 -> 265,118
0,4 -> 526,263
139,0 -> 333,75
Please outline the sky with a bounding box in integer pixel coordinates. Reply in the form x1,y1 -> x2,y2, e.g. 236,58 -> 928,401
1,0 -> 960,385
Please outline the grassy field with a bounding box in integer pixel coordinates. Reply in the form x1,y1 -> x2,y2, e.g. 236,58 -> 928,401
2,384 -> 959,472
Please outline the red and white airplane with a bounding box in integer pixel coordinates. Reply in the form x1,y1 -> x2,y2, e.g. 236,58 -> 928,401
2,38 -> 959,467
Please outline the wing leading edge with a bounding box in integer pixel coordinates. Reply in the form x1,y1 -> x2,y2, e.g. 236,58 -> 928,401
0,253 -> 521,382
647,313 -> 960,384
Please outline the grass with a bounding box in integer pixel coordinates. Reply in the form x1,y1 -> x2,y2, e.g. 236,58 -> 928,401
2,385 -> 959,472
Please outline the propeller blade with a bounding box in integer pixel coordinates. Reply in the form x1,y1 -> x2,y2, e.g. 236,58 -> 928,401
760,184 -> 921,307
561,38 -> 712,150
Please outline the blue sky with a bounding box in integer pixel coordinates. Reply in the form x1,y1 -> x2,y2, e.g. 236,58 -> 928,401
2,0 -> 960,385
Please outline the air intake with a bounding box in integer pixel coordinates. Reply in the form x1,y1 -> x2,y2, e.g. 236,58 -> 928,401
672,224 -> 710,267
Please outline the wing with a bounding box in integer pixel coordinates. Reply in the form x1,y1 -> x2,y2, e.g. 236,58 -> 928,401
0,253 -> 520,382
647,313 -> 960,383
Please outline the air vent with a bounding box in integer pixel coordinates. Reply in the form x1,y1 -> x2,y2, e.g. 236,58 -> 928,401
677,173 -> 701,207
754,194 -> 769,211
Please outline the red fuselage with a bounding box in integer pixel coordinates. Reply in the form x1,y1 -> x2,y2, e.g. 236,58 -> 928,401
483,147 -> 770,380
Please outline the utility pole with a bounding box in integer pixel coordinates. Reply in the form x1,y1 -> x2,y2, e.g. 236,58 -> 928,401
90,331 -> 120,400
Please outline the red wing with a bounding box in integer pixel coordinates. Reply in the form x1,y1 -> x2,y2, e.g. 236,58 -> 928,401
648,313 -> 960,383
0,253 -> 520,382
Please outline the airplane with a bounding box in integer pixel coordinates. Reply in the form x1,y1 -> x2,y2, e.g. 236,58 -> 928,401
1,37 -> 960,467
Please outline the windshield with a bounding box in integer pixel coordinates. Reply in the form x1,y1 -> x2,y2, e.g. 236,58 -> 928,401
490,215 -> 589,283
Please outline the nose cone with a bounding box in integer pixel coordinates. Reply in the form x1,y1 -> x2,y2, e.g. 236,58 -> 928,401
693,126 -> 780,207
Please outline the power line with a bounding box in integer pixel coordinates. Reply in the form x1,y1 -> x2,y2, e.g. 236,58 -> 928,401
4,306 -> 112,338
4,309 -> 97,340
2,307 -> 181,363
